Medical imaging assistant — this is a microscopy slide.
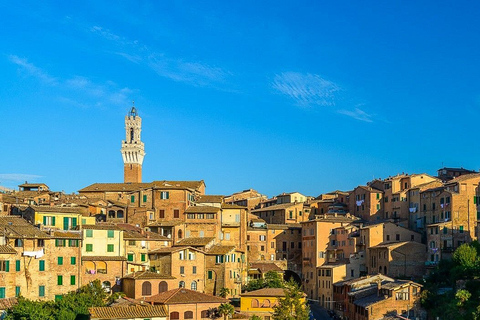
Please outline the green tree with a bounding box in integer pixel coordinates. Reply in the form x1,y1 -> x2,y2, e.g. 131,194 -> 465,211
4,297 -> 55,320
219,287 -> 230,298
218,303 -> 235,320
272,280 -> 310,320
249,315 -> 262,320
245,271 -> 284,292
453,243 -> 477,274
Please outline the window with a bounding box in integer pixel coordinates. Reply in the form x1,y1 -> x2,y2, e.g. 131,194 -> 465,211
15,260 -> 20,271
142,281 -> 152,296
39,285 -> 45,297
259,235 -> 266,241
180,266 -> 185,274
179,281 -> 185,288
159,281 -> 168,293
55,239 -> 66,247
396,234 -> 400,241
39,260 -> 45,271
161,192 -> 170,200
55,295 -> 63,301
68,240 -> 79,247
141,253 -> 146,262
215,255 -> 224,263
159,210 -> 165,218
127,253 -> 134,261
71,257 -> 76,265
70,275 -> 76,285
174,209 -> 179,219
37,239 -> 45,247
107,244 -> 114,252
58,257 -> 63,265
170,312 -> 180,320
0,261 -> 9,272
86,229 -> 93,237
460,226 -> 464,233
86,244 -> 93,252
14,239 -> 23,247
57,275 -> 63,285
107,230 -> 114,238
43,216 -> 56,226
251,299 -> 259,308
184,311 -> 194,319
225,233 -> 230,240
131,195 -> 135,203
0,287 -> 5,299
193,266 -> 197,274
15,286 -> 20,297
208,270 -> 213,279
143,194 -> 147,202
191,281 -> 197,291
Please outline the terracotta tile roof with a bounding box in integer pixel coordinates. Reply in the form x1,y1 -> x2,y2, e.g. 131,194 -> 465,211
89,305 -> 168,319
0,217 -> 50,239
123,271 -> 176,280
30,206 -> 85,214
145,288 -> 228,304
251,202 -> 300,213
176,237 -> 215,246
197,195 -> 224,203
151,180 -> 205,191
221,203 -> 246,209
185,206 -> 221,213
79,183 -> 151,193
149,246 -> 202,254
123,230 -> 168,241
241,288 -> 286,297
206,245 -> 236,255
147,220 -> 184,227
82,256 -> 127,261
267,223 -> 302,229
445,173 -> 480,184
52,230 -> 82,239
0,245 -> 17,254
82,224 -> 120,230
250,262 -> 284,273
0,297 -> 18,310
80,180 -> 205,193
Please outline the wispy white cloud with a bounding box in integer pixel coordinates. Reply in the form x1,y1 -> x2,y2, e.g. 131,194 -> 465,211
0,173 -> 42,182
9,56 -> 134,108
90,25 -> 230,88
337,107 -> 373,123
148,55 -> 227,86
9,55 -> 57,85
272,72 -> 339,107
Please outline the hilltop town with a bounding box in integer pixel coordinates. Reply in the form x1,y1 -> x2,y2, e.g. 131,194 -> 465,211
0,107 -> 478,320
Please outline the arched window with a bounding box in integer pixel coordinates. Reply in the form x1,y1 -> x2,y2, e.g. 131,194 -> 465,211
97,261 -> 107,274
159,281 -> 168,293
102,281 -> 111,293
108,210 -> 116,218
178,229 -> 183,239
117,210 -> 124,219
262,299 -> 271,308
84,261 -> 96,274
179,281 -> 185,288
251,299 -> 259,308
170,312 -> 179,320
201,310 -> 209,318
142,281 -> 152,296
379,266 -> 382,274
191,281 -> 197,291
184,311 -> 194,319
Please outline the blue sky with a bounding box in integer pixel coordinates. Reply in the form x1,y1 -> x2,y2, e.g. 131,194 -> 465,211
1,1 -> 479,197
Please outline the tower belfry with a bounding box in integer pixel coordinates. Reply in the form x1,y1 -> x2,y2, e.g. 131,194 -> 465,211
121,102 -> 145,183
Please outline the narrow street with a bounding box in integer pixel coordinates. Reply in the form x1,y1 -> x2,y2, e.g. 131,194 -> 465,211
308,301 -> 332,320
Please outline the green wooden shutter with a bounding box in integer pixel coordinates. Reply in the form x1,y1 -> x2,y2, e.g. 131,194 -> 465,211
475,196 -> 477,204
72,218 -> 77,228
43,216 -> 47,225
131,195 -> 135,203
71,257 -> 76,265
63,217 -> 69,230
5,261 -> 9,272
70,275 -> 76,285
52,216 -> 56,226
39,260 -> 45,271
15,260 -> 20,271
0,287 -> 5,299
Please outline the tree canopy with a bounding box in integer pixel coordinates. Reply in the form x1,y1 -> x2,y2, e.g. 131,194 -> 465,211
272,280 -> 309,320
244,271 -> 285,292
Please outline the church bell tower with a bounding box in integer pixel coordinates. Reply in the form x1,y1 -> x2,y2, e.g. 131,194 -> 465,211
121,103 -> 145,183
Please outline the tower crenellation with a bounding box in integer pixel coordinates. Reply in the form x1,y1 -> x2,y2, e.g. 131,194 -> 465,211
121,102 -> 145,183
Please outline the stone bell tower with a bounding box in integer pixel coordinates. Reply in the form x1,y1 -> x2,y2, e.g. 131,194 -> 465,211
121,103 -> 145,183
